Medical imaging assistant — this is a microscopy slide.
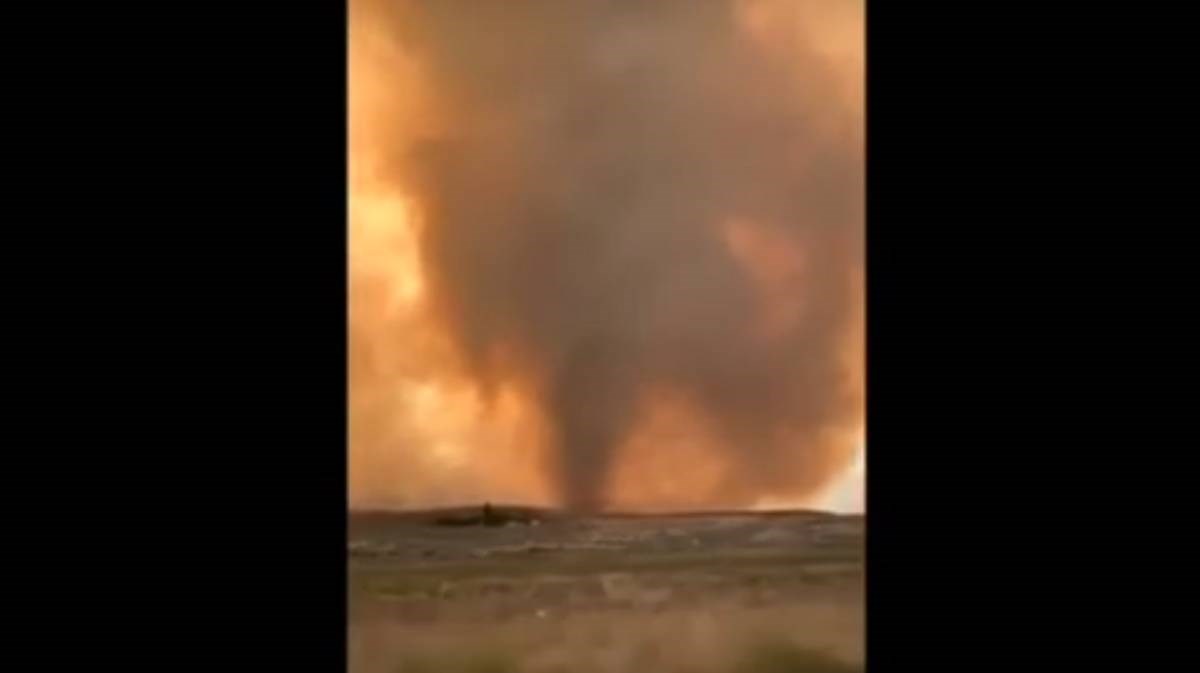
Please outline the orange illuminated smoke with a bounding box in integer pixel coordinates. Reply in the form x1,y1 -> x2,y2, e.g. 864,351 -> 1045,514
348,0 -> 864,512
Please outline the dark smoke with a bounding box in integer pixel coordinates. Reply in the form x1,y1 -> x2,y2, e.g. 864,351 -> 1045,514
366,0 -> 863,509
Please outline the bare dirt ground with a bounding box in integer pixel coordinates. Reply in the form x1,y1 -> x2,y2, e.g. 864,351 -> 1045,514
348,507 -> 864,673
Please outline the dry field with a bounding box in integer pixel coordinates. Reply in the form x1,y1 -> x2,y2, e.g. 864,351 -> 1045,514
348,507 -> 864,673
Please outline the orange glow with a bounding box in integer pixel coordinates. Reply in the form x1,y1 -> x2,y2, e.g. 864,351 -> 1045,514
735,0 -> 864,123
348,0 -> 864,512
606,388 -> 732,511
348,5 -> 555,508
722,218 -> 808,341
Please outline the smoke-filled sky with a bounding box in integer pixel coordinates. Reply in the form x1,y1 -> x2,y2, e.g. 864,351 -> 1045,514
349,0 -> 863,512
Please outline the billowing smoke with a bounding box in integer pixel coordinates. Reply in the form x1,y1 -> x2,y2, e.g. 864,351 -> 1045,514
350,0 -> 863,511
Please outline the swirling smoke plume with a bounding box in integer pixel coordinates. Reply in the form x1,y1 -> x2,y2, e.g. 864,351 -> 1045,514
349,0 -> 863,512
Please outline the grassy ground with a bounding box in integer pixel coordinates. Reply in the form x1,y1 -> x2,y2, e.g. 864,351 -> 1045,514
348,508 -> 863,673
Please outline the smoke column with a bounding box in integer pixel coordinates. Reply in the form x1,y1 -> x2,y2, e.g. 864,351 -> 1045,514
350,0 -> 863,511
